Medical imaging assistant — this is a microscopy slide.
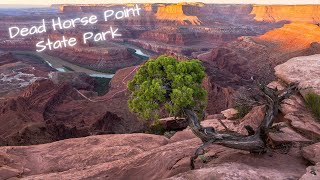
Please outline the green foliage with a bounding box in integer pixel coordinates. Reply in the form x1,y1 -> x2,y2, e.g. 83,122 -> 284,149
146,120 -> 166,135
234,105 -> 252,119
305,92 -> 320,121
93,77 -> 111,95
128,55 -> 207,120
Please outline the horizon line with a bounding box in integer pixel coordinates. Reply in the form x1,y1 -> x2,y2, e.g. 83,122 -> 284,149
2,3 -> 320,6
1,0 -> 320,6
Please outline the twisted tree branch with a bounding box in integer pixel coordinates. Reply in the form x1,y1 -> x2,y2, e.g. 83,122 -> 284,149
185,83 -> 299,169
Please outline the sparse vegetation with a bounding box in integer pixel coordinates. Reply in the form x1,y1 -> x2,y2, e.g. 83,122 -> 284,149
93,77 -> 111,96
232,88 -> 256,119
234,105 -> 252,119
305,92 -> 320,121
146,120 -> 166,135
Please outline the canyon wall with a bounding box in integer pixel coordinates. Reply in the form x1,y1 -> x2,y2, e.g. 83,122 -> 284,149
256,22 -> 320,51
95,4 -> 319,25
251,5 -> 320,23
198,22 -> 320,83
155,4 -> 201,25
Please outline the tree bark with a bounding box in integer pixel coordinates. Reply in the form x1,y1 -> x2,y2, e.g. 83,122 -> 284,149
184,83 -> 299,169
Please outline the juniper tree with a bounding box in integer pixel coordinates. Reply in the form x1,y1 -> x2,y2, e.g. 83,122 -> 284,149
128,55 -> 299,169
128,55 -> 207,120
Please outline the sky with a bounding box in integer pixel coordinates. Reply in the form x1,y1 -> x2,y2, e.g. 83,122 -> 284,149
1,0 -> 320,5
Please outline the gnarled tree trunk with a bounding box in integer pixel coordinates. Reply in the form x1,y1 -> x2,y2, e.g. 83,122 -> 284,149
184,83 -> 299,169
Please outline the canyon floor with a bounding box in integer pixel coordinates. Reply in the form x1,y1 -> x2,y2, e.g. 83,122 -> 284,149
0,3 -> 320,180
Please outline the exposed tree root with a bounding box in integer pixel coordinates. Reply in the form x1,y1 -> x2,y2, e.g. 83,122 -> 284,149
184,83 -> 299,169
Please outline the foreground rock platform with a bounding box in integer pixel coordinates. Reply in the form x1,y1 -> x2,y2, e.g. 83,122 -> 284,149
0,131 -> 313,180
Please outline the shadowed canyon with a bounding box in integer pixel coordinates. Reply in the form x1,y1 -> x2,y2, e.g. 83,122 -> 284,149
0,3 -> 320,180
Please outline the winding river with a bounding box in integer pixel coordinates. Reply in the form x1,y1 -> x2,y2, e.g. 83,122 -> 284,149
9,47 -> 150,79
134,48 -> 149,57
12,51 -> 115,78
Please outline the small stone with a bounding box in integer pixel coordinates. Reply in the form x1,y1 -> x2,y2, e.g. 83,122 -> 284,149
221,108 -> 239,119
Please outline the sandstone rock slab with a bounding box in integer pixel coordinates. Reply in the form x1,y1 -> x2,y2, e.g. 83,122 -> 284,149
0,134 -> 171,179
168,162 -> 302,180
280,95 -> 320,139
269,122 -> 311,145
170,119 -> 235,142
159,117 -> 188,131
275,54 -> 320,97
302,142 -> 320,164
19,138 -> 202,180
236,106 -> 265,135
300,164 -> 320,180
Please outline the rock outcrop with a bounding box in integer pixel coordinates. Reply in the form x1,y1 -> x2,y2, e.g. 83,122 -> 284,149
251,5 -> 320,23
199,22 -> 320,82
155,4 -> 201,25
256,22 -> 320,52
0,134 -> 171,179
302,143 -> 320,164
273,55 -> 320,139
0,52 -> 50,97
0,132 -> 309,179
168,161 -> 304,180
49,72 -> 95,90
0,75 -> 144,146
301,143 -> 320,180
275,54 -> 320,96
1,60 -> 319,179
2,4 -> 320,179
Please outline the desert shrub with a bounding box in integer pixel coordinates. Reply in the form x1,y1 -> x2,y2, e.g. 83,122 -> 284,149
232,87 -> 256,119
305,92 -> 320,121
127,55 -> 207,121
93,77 -> 111,95
234,105 -> 252,119
146,120 -> 166,135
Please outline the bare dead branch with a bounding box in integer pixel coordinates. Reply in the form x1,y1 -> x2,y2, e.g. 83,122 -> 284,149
185,83 -> 299,169
217,119 -> 229,131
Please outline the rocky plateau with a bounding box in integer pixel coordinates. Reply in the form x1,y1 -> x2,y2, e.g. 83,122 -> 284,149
0,3 -> 320,180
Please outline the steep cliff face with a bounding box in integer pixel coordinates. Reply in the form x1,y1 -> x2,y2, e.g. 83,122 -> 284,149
256,22 -> 320,51
202,67 -> 239,114
59,3 -> 256,26
59,5 -> 82,13
138,27 -> 198,46
155,4 -> 202,25
0,77 -> 145,146
198,22 -> 320,83
0,52 -> 51,97
251,5 -> 320,23
0,53 -> 145,145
